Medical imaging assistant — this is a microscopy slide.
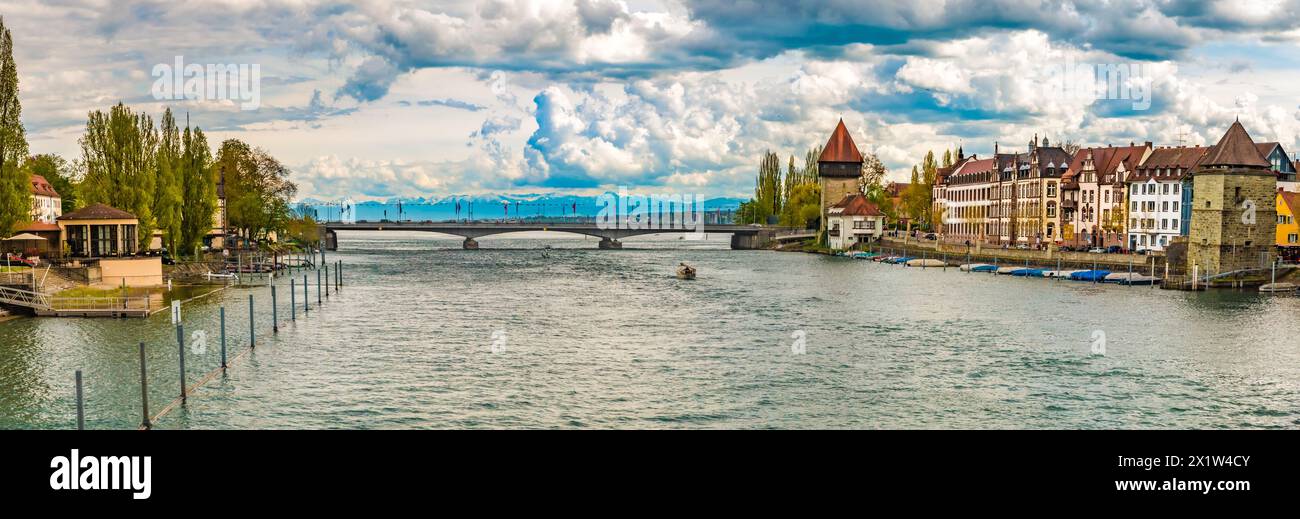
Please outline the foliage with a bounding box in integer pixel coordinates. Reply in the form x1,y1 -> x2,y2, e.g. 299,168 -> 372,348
215,139 -> 298,246
0,17 -> 28,239
154,108 -> 184,252
179,126 -> 217,256
78,103 -> 159,245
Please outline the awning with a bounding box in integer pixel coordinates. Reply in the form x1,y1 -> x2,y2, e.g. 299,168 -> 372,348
3,233 -> 47,241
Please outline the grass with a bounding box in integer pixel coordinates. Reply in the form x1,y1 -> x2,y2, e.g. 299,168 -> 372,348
55,286 -> 158,298
0,265 -> 31,273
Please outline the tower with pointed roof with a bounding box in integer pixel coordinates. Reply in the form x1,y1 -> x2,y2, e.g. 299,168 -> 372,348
1186,120 -> 1277,275
817,119 -> 866,231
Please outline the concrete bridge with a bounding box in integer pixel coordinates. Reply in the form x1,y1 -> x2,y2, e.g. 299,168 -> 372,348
321,221 -> 801,250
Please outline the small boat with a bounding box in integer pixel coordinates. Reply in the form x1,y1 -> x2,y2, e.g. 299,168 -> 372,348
871,255 -> 893,263
1259,282 -> 1297,293
996,266 -> 1021,275
1105,273 -> 1160,285
1010,268 -> 1044,277
1069,270 -> 1112,282
905,258 -> 947,268
851,251 -> 877,259
676,263 -> 696,280
1042,270 -> 1082,278
959,263 -> 994,272
885,256 -> 915,264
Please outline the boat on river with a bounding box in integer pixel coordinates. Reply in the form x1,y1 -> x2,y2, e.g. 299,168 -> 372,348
959,263 -> 995,272
1105,273 -> 1160,285
905,258 -> 947,268
1069,270 -> 1111,282
676,263 -> 696,280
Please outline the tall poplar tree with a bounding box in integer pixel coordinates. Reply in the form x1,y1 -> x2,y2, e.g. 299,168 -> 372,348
78,103 -> 159,246
154,108 -> 183,252
0,17 -> 29,238
179,125 -> 217,255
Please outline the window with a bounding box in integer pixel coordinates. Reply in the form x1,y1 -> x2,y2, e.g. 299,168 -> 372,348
1173,219 -> 1179,231
1132,201 -> 1138,212
1174,184 -> 1180,194
1290,234 -> 1298,244
1047,201 -> 1056,218
1172,201 -> 1179,212
1162,183 -> 1170,194
1162,201 -> 1168,212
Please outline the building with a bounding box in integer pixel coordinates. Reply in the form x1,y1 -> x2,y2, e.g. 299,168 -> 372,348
1186,121 -> 1277,275
817,119 -> 865,232
1062,143 -> 1150,249
1124,146 -> 1207,251
994,136 -> 1070,246
57,204 -> 142,258
29,175 -> 62,224
1255,142 -> 1296,192
937,154 -> 996,243
826,193 -> 885,250
1276,190 -> 1300,262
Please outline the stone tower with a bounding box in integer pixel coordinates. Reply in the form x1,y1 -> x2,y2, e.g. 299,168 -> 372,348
817,119 -> 865,231
1187,120 -> 1277,275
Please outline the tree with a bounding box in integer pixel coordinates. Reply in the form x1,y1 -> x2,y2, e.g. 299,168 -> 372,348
24,154 -> 77,213
1061,139 -> 1082,155
215,139 -> 297,246
0,17 -> 28,239
153,108 -> 183,252
78,103 -> 159,247
942,149 -> 953,168
859,152 -> 888,193
179,125 -> 217,256
802,145 -> 821,181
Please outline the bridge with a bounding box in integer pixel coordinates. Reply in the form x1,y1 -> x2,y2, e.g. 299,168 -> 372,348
321,221 -> 807,250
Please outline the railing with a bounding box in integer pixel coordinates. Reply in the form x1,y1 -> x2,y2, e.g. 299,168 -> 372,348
0,285 -> 51,310
46,295 -> 153,312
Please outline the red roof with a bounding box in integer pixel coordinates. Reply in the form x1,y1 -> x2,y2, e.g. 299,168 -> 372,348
58,203 -> 137,221
18,222 -> 60,232
1063,145 -> 1148,185
817,119 -> 864,164
1280,191 -> 1300,217
1201,121 -> 1271,169
30,175 -> 59,198
827,193 -> 883,217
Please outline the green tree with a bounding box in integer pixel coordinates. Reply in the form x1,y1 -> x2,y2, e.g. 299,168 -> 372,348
215,139 -> 297,246
779,182 -> 821,228
0,17 -> 29,238
24,154 -> 77,213
153,108 -> 183,252
179,125 -> 217,256
78,103 -> 159,247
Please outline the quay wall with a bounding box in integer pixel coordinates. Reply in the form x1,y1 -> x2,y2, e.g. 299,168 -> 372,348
876,238 -> 1183,274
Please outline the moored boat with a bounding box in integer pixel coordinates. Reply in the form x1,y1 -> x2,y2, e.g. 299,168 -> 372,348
851,251 -> 877,259
1259,282 -> 1297,293
1069,270 -> 1111,281
1010,268 -> 1044,277
959,263 -> 994,272
1042,270 -> 1082,278
904,258 -> 947,268
1104,272 -> 1160,285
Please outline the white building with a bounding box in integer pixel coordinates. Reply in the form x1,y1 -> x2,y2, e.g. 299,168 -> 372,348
826,193 -> 885,250
29,175 -> 61,223
1125,146 -> 1206,251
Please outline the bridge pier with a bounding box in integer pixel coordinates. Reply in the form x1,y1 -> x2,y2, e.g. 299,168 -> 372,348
324,229 -> 338,251
462,237 -> 480,250
598,237 -> 622,249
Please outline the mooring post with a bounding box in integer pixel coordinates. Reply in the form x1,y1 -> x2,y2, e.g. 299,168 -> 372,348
1093,261 -> 1098,284
220,306 -> 227,369
138,343 -> 151,430
1057,258 -> 1062,282
291,279 -> 296,321
304,274 -> 310,314
325,265 -> 330,298
1128,260 -> 1133,287
249,294 -> 255,349
75,370 -> 85,430
177,324 -> 187,404
317,269 -> 322,305
272,284 -> 278,333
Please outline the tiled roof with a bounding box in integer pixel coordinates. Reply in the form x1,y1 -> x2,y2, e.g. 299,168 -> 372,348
57,203 -> 137,221
1128,146 -> 1208,182
18,222 -> 60,232
30,175 -> 59,198
817,119 -> 864,164
827,193 -> 884,217
1201,121 -> 1271,169
1280,191 -> 1300,218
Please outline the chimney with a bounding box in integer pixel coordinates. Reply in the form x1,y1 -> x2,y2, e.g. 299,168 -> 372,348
1144,141 -> 1152,149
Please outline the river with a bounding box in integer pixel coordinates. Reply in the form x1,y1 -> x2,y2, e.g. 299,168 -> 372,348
2,231 -> 1298,429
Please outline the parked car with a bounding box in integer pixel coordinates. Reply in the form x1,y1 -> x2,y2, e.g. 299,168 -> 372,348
1088,247 -> 1106,254
1058,246 -> 1075,252
1015,244 -> 1030,250
1106,245 -> 1123,254
924,233 -> 937,240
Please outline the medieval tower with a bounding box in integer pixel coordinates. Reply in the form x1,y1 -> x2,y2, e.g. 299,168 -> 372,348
1187,120 -> 1277,275
818,119 -> 865,231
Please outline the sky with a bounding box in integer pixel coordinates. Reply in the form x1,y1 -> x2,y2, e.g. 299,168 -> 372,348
3,0 -> 1300,201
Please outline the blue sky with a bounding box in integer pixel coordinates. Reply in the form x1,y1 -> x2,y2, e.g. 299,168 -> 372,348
3,0 -> 1300,200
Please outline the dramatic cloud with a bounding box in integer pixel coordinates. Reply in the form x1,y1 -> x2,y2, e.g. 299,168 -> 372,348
3,0 -> 1299,199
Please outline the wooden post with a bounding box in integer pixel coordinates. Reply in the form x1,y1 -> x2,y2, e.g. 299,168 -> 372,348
303,274 -> 309,313
138,343 -> 151,430
176,324 -> 187,404
291,279 -> 296,321
75,370 -> 85,430
272,284 -> 278,333
325,265 -> 330,298
317,269 -> 322,305
249,294 -> 255,349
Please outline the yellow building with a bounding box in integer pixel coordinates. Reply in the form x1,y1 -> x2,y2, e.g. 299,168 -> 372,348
1277,190 -> 1300,262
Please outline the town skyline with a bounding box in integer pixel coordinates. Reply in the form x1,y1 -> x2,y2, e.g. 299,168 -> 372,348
3,1 -> 1300,201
